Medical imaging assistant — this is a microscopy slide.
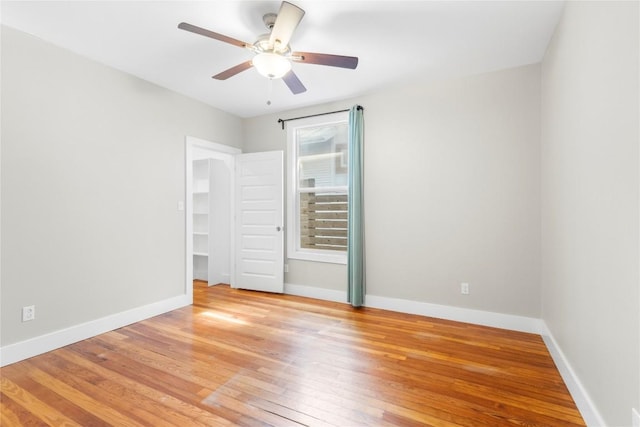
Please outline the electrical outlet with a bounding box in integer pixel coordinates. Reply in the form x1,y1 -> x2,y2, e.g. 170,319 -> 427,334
284,264 -> 289,273
22,305 -> 35,322
461,283 -> 470,295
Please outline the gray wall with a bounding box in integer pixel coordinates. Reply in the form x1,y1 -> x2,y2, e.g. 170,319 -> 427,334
1,26 -> 243,345
244,63 -> 542,317
540,2 -> 639,425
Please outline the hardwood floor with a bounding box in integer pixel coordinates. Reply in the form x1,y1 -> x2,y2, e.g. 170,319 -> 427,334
1,281 -> 585,426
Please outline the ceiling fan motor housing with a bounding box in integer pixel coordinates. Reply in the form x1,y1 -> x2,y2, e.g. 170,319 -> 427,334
254,34 -> 291,56
263,13 -> 278,30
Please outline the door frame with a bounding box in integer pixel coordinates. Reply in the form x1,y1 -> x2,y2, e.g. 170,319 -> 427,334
185,136 -> 241,303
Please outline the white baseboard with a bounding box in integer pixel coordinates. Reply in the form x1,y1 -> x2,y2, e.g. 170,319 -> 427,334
284,282 -> 348,303
539,326 -> 606,427
633,408 -> 640,427
364,294 -> 545,334
284,283 -> 544,333
0,294 -> 190,367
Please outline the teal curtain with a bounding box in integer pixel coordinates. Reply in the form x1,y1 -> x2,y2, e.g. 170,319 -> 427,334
347,105 -> 365,307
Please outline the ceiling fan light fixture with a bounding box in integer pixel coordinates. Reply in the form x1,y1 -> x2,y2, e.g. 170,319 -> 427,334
253,52 -> 292,79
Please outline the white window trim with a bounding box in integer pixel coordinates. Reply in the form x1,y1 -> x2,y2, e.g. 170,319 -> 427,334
286,112 -> 349,264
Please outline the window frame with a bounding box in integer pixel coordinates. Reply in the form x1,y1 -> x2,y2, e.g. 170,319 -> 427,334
286,112 -> 349,264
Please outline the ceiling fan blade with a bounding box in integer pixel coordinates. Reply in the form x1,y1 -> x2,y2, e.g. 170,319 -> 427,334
292,52 -> 359,69
213,60 -> 254,80
282,70 -> 306,94
269,2 -> 305,51
178,22 -> 252,49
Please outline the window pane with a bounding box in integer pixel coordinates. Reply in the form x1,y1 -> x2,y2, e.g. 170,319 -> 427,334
299,191 -> 348,252
297,123 -> 348,189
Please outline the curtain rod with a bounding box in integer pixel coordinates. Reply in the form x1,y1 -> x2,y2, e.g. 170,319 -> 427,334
277,105 -> 363,129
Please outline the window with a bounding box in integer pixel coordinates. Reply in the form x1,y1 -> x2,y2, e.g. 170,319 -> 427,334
287,112 -> 349,264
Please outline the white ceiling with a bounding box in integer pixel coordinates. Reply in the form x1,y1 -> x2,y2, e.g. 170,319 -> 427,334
1,1 -> 565,118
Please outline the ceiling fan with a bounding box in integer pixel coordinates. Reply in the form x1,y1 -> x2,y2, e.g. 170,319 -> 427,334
178,1 -> 358,95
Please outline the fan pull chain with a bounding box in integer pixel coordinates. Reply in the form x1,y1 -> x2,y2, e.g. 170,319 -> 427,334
266,78 -> 273,106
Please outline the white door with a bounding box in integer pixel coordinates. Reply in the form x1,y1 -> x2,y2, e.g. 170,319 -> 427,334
234,151 -> 284,293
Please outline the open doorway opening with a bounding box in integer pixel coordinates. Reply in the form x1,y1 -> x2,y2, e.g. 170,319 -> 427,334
185,137 -> 241,303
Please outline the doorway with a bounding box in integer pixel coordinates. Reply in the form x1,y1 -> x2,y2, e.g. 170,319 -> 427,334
185,136 -> 240,303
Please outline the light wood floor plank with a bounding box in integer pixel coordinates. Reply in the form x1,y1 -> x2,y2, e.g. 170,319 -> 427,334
1,282 -> 585,426
0,376 -> 82,427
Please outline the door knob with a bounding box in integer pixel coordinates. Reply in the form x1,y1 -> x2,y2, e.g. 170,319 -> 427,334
276,226 -> 282,231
